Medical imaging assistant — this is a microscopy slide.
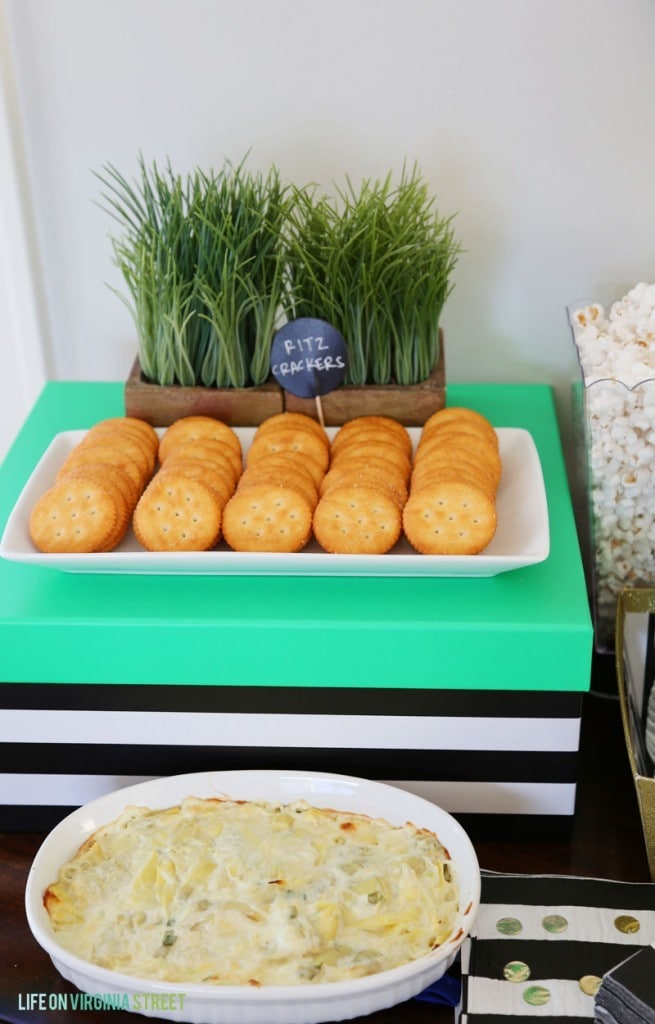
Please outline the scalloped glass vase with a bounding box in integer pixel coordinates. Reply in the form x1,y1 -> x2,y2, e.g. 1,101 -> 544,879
570,302 -> 655,653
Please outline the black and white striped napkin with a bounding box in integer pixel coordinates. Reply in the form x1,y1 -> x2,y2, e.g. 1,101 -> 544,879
458,871 -> 655,1023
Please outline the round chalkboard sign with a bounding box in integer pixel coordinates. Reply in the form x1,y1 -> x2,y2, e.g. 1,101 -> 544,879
270,318 -> 348,398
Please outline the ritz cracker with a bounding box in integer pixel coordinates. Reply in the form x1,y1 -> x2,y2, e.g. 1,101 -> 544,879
28,408 -> 502,557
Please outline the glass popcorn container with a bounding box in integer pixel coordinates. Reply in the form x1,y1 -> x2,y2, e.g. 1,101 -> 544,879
570,288 -> 655,653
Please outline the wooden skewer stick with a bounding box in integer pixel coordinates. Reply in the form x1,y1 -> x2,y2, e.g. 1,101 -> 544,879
315,394 -> 325,429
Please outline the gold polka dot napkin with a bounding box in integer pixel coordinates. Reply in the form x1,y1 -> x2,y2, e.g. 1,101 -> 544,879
458,871 -> 655,1022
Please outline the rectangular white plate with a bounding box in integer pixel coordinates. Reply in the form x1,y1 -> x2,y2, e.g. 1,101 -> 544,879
0,427 -> 549,577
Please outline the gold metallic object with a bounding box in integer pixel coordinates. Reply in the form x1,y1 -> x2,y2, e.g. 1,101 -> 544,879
614,914 -> 640,934
616,587 -> 655,881
579,975 -> 602,996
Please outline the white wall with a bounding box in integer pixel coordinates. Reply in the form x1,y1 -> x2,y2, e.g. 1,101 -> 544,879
0,0 -> 50,462
2,0 -> 655,459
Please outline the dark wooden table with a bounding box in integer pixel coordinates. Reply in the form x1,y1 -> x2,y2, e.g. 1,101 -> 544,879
1,685 -> 650,1024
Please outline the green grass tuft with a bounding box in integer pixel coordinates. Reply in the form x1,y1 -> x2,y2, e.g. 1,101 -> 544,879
96,158 -> 460,388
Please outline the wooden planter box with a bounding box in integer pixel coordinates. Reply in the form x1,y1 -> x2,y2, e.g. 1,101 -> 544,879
287,338 -> 445,426
124,363 -> 284,427
125,330 -> 445,427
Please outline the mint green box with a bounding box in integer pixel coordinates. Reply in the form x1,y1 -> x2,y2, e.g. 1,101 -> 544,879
0,382 -> 592,833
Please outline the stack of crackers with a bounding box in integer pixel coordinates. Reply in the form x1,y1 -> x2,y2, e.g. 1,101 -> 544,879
29,418 -> 159,554
403,407 -> 501,555
133,417 -> 243,552
221,412 -> 329,553
313,416 -> 412,554
28,408 -> 501,557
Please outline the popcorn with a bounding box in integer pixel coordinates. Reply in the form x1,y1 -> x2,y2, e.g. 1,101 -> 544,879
573,302 -> 606,331
571,284 -> 655,649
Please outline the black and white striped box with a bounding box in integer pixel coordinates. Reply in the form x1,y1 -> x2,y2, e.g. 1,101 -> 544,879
0,682 -> 581,836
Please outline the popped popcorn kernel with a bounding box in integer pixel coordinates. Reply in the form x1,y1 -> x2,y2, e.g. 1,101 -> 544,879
571,284 -> 655,649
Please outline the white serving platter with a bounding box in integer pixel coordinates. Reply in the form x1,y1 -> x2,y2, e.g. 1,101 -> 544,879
0,427 -> 549,577
25,769 -> 481,1024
